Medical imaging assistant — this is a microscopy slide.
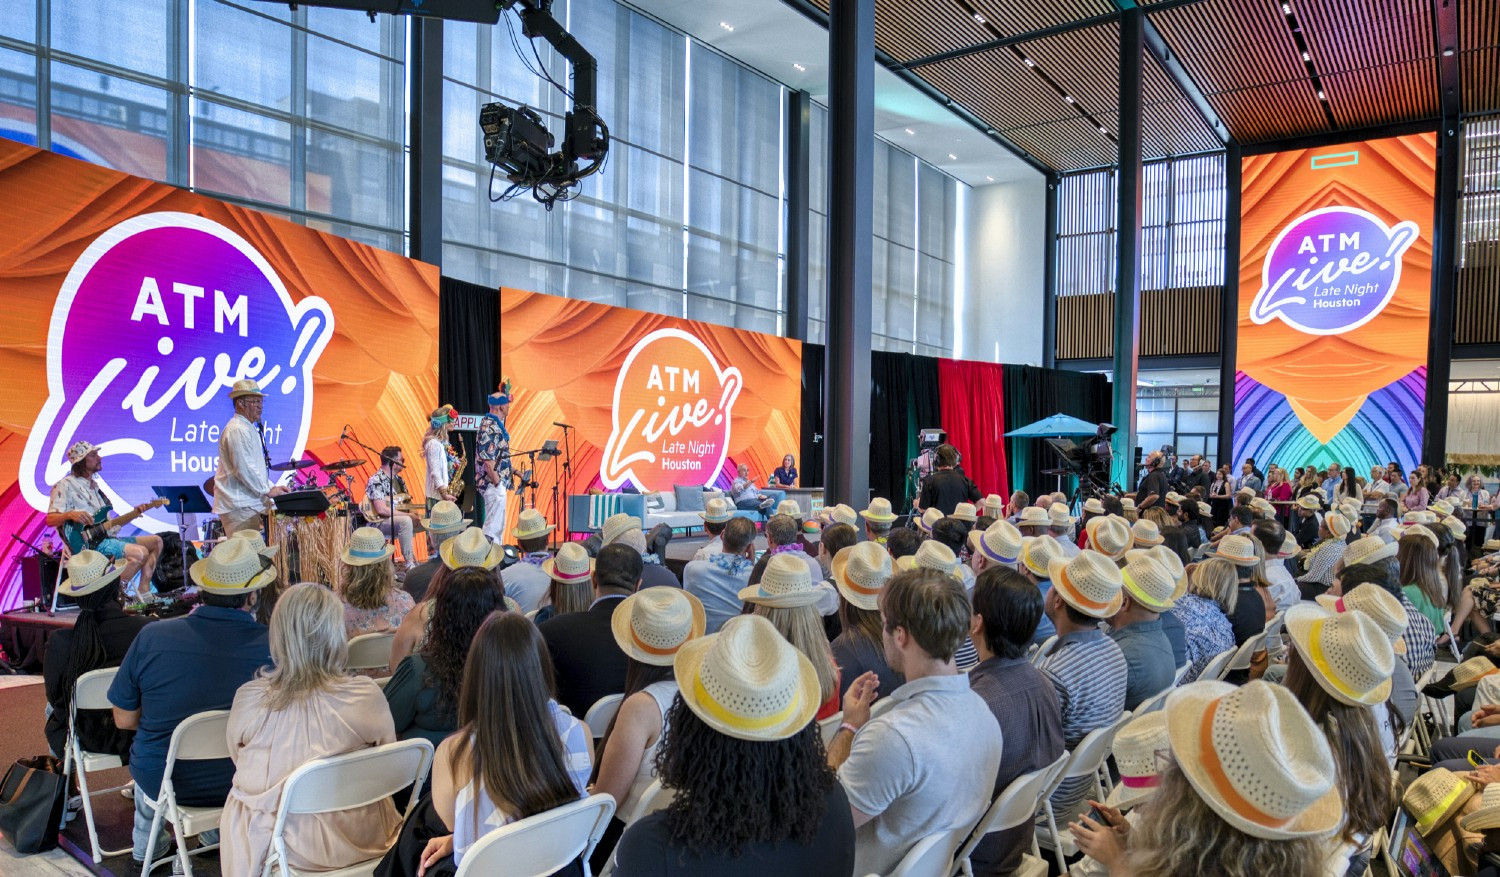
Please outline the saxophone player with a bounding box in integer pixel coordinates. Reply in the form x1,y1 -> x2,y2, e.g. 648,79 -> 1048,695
422,405 -> 460,511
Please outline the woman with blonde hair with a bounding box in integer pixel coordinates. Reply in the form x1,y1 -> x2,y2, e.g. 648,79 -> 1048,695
1170,558 -> 1237,682
339,526 -> 415,638
220,583 -> 401,877
742,554 -> 841,719
422,405 -> 460,510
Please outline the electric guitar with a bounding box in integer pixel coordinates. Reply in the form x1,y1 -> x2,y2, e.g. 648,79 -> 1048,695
61,498 -> 169,554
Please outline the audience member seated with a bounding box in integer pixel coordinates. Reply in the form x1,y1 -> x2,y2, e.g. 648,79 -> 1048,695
611,615 -> 855,875
384,566 -> 506,751
1129,545 -> 1189,667
44,551 -> 149,762
830,542 -> 904,698
860,497 -> 899,544
107,538 -> 274,873
744,554 -> 842,719
1016,506 -> 1051,538
814,522 -> 859,639
1018,536 -> 1065,647
966,567 -> 1064,877
1293,495 -> 1322,549
828,568 -> 1002,876
1072,681 -> 1343,877
498,508 -> 555,614
1171,558 -> 1238,683
339,526 -> 415,639
601,513 -> 680,589
386,613 -> 591,877
587,587 -> 705,871
1297,511 -> 1351,592
1068,711 -> 1169,877
389,527 -> 505,667
1210,535 -> 1270,646
682,516 -> 757,633
404,502 -> 469,603
1252,519 -> 1300,611
220,584 -> 401,877
540,542 -> 639,719
969,518 -> 1022,576
1316,578 -> 1417,732
1398,527 -> 1448,639
1108,554 -> 1178,711
884,527 -> 922,561
930,518 -> 978,590
1331,559 -> 1436,681
536,542 -> 594,624
908,541 -> 981,669
1085,515 -> 1132,564
747,515 -> 841,620
690,498 -> 734,562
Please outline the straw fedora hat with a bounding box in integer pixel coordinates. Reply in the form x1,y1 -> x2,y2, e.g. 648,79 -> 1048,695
1106,711 -> 1170,810
984,494 -> 1006,518
439,526 -> 502,570
227,378 -> 266,399
740,553 -> 822,608
1121,554 -> 1177,612
1086,515 -> 1132,560
829,504 -> 858,527
66,440 -> 99,464
1317,583 -> 1408,655
1462,784 -> 1500,832
1131,518 -> 1165,547
612,587 -> 706,666
1449,656 -> 1500,691
674,614 -> 820,742
977,519 -> 1023,566
1017,507 -> 1051,528
1399,525 -> 1439,548
341,526 -> 395,566
541,541 -> 593,583
918,507 -> 944,534
1429,499 -> 1455,517
861,498 -> 899,523
512,508 -> 555,541
1283,604 -> 1393,706
1236,485 -> 1256,498
189,538 -> 276,595
58,550 -> 123,598
1083,498 -> 1106,515
1165,491 -> 1186,506
1212,534 -> 1261,567
1197,501 -> 1213,517
700,497 -> 734,524
1340,535 -> 1397,569
1295,495 -> 1322,511
913,540 -> 961,579
893,555 -> 918,573
1323,510 -> 1350,539
775,499 -> 802,518
1120,497 -> 1136,512
1484,538 -> 1500,552
420,500 -> 471,536
1141,545 -> 1189,601
832,542 -> 893,611
1048,504 -> 1074,527
1404,768 -> 1476,836
1021,535 -> 1065,579
230,528 -> 280,558
1402,510 -> 1437,524
1251,497 -> 1275,517
1441,515 -> 1467,540
1165,680 -> 1340,839
952,502 -> 979,523
601,513 -> 643,546
1047,550 -> 1124,619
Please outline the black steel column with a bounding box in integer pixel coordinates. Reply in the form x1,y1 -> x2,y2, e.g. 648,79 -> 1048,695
825,0 -> 874,506
1217,142 -> 1241,467
1043,173 -> 1059,369
1426,0 -> 1461,467
785,89 -> 812,342
409,17 -> 445,267
1111,9 -> 1144,486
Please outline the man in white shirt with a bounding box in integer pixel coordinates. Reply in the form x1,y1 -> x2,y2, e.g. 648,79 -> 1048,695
691,498 -> 735,562
213,379 -> 287,536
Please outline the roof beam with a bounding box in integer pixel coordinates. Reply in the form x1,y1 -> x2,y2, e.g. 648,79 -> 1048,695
1114,0 -> 1231,145
1435,0 -> 1460,119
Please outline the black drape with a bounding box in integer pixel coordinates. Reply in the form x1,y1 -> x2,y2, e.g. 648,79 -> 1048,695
867,351 -> 941,512
801,342 -> 825,490
439,276 -> 499,412
1001,365 -> 1111,497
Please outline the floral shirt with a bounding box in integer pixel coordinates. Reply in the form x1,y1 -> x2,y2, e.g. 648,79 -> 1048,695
366,470 -> 406,504
48,474 -> 109,517
1171,594 -> 1235,683
343,588 -> 415,639
477,414 -> 509,483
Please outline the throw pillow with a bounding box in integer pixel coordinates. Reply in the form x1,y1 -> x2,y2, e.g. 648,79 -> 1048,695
673,484 -> 706,513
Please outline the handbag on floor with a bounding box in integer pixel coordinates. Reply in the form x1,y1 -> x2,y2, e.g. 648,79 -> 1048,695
0,755 -> 68,854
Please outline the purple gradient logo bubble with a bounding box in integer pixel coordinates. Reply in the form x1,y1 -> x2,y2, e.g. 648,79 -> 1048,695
1249,206 -> 1420,336
19,213 -> 335,531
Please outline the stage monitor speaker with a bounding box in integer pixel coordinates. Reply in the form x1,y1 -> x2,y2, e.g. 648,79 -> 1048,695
19,552 -> 60,605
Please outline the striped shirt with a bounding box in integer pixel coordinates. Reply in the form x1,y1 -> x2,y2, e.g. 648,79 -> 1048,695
1037,628 -> 1128,748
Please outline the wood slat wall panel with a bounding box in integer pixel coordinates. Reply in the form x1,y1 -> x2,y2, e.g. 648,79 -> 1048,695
1056,287 -> 1223,360
1056,292 -> 1115,360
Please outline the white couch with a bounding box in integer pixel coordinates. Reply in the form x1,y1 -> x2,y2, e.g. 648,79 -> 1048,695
643,491 -> 715,533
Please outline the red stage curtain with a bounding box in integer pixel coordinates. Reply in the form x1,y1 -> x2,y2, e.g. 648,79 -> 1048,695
938,359 -> 1009,500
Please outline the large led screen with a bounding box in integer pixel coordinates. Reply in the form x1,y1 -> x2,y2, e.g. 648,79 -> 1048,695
1233,133 -> 1435,475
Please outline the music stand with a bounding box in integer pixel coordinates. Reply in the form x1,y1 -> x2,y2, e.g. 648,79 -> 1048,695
154,485 -> 213,597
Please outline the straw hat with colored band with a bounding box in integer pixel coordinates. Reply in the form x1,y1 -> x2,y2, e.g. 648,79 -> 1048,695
1121,554 -> 1178,612
1021,536 -> 1065,579
1086,515 -> 1131,561
190,538 -> 276,595
66,441 -> 99,464
1340,534 -> 1397,569
601,513 -> 643,546
829,504 -> 859,527
700,497 -> 734,524
1325,511 -> 1351,539
1212,534 -> 1261,567
740,553 -> 822,608
775,499 -> 802,519
861,498 -> 898,523
1128,546 -> 1189,601
984,494 -> 1006,518
59,550 -> 123,598
918,507 -> 943,534
1404,768 -> 1476,837
1047,550 -> 1124,619
1165,491 -> 1186,507
1448,656 -> 1499,691
832,542 -> 894,611
228,378 -> 266,399
912,540 -> 962,580
893,555 -> 918,573
1131,518 -> 1164,548
1048,504 -> 1074,527
542,541 -> 593,583
1106,712 -> 1170,810
342,526 -> 395,566
513,508 -> 555,541
674,614 -> 820,742
1295,495 -> 1322,511
1083,498 -> 1106,515
611,587 -> 706,666
1462,784 -> 1500,832
1120,497 -> 1136,512
1017,507 -> 1051,528
1164,680 -> 1340,840
977,519 -> 1024,567
1316,583 -> 1408,655
231,528 -> 280,558
1429,499 -> 1455,517
952,502 -> 979,523
420,500 -> 471,536
1283,604 -> 1393,706
439,526 -> 502,571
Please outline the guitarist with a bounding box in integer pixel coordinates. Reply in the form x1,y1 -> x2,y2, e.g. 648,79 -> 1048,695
367,446 -> 417,570
46,441 -> 163,592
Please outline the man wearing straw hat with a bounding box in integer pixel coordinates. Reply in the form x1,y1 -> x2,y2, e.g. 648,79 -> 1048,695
1036,551 -> 1129,762
538,542 -> 639,719
214,379 -> 289,538
497,508 -> 555,614
1107,554 -> 1178,711
402,501 -> 470,603
690,497 -> 735,562
107,538 -> 274,870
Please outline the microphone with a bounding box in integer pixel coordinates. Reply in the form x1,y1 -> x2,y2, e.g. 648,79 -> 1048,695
552,421 -> 574,429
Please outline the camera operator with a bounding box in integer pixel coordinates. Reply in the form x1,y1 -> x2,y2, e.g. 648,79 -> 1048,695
916,444 -> 980,517
1135,450 -> 1170,511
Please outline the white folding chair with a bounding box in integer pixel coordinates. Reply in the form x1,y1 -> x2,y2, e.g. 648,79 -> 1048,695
1221,630 -> 1269,678
345,632 -> 396,673
1031,636 -> 1058,667
62,667 -> 132,863
819,711 -> 845,747
1172,662 -> 1190,685
883,825 -> 970,877
454,793 -> 615,877
1038,712 -> 1132,873
1195,646 -> 1237,684
952,752 -> 1068,877
142,709 -> 232,876
262,738 -> 434,877
599,780 -> 676,876
584,694 -> 626,739
1133,685 -> 1173,716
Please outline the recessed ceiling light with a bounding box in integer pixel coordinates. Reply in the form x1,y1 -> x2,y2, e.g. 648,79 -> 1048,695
905,128 -> 915,135
1443,47 -> 1455,57
973,13 -> 986,24
1317,90 -> 1327,99
986,175 -> 994,182
793,63 -> 805,72
1098,126 -> 1108,134
1281,3 -> 1292,13
948,153 -> 958,160
1301,51 -> 1311,61
1024,57 -> 1036,67
719,21 -> 734,31
1064,95 -> 1075,104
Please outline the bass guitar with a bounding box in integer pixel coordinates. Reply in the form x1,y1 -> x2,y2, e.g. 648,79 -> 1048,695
61,498 -> 169,554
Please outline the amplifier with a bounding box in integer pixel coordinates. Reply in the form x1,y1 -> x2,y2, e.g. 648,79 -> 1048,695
19,551 -> 61,604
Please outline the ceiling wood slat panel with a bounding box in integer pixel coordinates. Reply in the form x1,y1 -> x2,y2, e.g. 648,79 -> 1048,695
917,53 -> 1081,131
1462,0 -> 1500,114
965,0 -> 1116,40
1207,80 -> 1329,141
1002,115 -> 1117,169
806,0 -> 992,65
1148,0 -> 1309,94
1297,0 -> 1434,70
1012,22 -> 1121,116
1320,61 -> 1437,128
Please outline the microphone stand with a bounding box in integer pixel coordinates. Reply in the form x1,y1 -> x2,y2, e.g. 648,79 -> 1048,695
557,423 -> 574,546
346,433 -> 397,550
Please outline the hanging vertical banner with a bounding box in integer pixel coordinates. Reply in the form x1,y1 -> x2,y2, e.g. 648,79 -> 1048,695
1233,133 -> 1435,476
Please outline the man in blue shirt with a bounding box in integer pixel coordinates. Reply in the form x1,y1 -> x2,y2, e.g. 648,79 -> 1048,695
1322,462 -> 1344,499
109,538 -> 273,872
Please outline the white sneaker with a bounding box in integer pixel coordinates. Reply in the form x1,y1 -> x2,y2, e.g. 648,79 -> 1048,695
121,781 -> 135,800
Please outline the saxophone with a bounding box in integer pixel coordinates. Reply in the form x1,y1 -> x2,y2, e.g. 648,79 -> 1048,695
446,433 -> 467,498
